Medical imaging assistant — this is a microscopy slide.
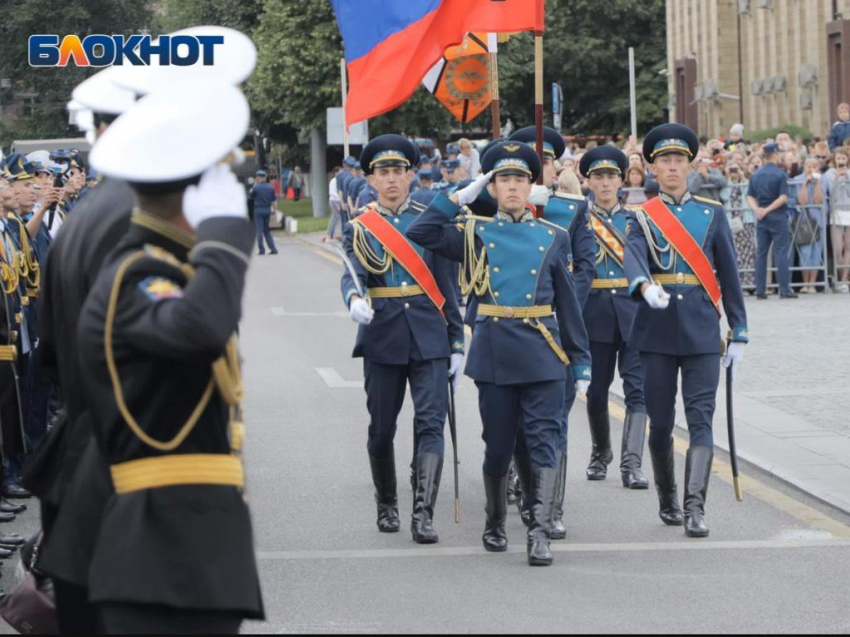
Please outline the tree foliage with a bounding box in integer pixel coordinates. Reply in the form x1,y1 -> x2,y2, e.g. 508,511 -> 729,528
497,0 -> 667,137
160,0 -> 263,38
0,0 -> 156,146
0,0 -> 668,149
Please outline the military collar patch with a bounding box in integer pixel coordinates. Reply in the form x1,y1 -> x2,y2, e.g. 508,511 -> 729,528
659,191 -> 692,206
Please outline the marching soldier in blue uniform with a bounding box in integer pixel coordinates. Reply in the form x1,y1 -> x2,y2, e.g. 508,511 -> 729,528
624,123 -> 748,538
341,134 -> 465,545
508,126 -> 596,538
407,141 -> 591,566
579,146 -> 648,488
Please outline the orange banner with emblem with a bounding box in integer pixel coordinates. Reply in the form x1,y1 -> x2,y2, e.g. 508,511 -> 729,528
422,32 -> 492,124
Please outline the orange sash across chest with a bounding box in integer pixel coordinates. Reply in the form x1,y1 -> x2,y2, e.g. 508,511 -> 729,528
352,210 -> 446,319
641,197 -> 722,316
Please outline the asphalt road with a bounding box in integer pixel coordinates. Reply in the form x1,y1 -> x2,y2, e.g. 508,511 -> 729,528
3,233 -> 847,634
237,235 -> 850,634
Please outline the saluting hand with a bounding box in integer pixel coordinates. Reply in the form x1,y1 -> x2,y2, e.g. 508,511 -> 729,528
182,164 -> 248,229
452,171 -> 493,207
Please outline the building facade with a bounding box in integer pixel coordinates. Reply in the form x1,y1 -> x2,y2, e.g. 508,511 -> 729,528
667,0 -> 850,139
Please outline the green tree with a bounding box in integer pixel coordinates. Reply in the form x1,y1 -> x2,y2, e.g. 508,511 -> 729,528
0,0 -> 156,147
497,0 -> 667,137
160,0 -> 263,37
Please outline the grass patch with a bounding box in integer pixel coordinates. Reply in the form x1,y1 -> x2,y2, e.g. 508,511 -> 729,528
275,197 -> 330,234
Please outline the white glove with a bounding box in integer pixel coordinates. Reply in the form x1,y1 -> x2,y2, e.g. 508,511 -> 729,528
182,164 -> 248,229
455,171 -> 493,206
349,297 -> 374,325
528,184 -> 551,207
448,353 -> 465,392
642,283 -> 671,310
575,380 -> 590,396
722,342 -> 745,379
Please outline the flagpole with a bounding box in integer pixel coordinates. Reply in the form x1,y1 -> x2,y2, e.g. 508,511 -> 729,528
489,34 -> 501,139
534,27 -> 544,217
341,57 -> 350,158
628,47 -> 637,143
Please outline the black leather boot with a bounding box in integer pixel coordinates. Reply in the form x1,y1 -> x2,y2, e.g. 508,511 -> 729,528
527,466 -> 558,566
684,446 -> 713,538
586,410 -> 614,480
620,412 -> 649,489
550,452 -> 567,540
506,462 -> 519,505
369,453 -> 400,533
513,450 -> 533,527
650,442 -> 683,526
411,453 -> 443,544
482,471 -> 508,552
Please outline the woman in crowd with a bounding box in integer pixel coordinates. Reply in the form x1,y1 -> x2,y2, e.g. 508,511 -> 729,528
623,166 -> 647,206
795,157 -> 826,293
721,162 -> 756,290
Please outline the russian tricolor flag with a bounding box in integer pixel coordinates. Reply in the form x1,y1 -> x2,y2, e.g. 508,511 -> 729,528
330,0 -> 544,125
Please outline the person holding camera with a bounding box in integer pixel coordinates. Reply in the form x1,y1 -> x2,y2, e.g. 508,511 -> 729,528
687,152 -> 728,203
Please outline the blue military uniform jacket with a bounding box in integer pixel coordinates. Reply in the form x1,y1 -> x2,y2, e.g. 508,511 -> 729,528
624,192 -> 749,356
583,202 -> 638,344
541,192 -> 596,307
341,198 -> 464,365
407,193 -> 591,386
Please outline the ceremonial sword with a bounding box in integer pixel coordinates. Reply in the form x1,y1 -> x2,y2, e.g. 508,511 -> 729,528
327,240 -> 367,300
726,339 -> 743,502
447,380 -> 460,523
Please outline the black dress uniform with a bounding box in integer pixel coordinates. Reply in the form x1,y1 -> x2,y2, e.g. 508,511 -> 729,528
407,141 -> 591,566
509,126 -> 597,538
341,135 -> 464,544
579,147 -> 648,489
624,124 -> 749,537
0,216 -> 27,485
33,177 -> 133,633
77,211 -> 263,629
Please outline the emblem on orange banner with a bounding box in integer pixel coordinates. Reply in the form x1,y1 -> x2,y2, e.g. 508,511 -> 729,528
423,33 -> 492,124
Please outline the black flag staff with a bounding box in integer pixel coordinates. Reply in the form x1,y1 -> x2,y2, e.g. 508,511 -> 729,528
726,339 -> 743,502
447,381 -> 460,523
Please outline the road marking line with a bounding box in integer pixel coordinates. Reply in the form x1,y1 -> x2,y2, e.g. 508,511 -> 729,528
257,537 -> 850,561
316,367 -> 363,389
581,394 -> 850,538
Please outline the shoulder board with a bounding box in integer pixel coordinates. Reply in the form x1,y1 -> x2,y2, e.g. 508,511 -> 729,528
693,195 -> 722,207
142,244 -> 184,269
408,199 -> 426,213
537,218 -> 569,235
352,202 -> 377,219
553,192 -> 585,202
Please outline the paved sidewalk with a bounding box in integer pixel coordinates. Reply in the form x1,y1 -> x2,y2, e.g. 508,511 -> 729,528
609,291 -> 850,515
298,232 -> 850,515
